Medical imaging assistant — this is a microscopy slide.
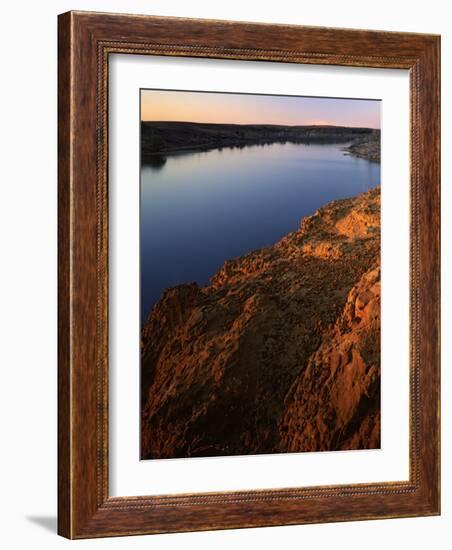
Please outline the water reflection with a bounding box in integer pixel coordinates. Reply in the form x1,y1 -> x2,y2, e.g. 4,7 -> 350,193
143,154 -> 167,170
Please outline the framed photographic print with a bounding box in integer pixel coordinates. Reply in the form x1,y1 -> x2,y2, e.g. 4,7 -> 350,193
58,11 -> 440,538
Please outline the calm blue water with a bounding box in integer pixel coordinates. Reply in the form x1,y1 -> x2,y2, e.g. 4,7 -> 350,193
141,142 -> 380,323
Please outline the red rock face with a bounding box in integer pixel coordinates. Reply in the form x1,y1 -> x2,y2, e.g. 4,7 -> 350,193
141,187 -> 381,459
281,263 -> 381,452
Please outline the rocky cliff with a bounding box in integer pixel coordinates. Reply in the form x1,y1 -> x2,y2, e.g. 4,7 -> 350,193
344,129 -> 381,162
141,186 -> 381,459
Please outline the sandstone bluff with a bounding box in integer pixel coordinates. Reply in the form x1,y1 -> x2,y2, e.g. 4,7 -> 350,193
141,186 -> 381,459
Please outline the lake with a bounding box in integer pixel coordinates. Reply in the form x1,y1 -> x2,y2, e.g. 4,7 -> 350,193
140,142 -> 380,323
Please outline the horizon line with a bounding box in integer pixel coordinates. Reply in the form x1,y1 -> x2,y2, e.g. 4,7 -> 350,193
140,120 -> 380,130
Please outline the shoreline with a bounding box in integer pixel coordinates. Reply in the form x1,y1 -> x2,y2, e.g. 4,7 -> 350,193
142,137 -> 381,163
141,121 -> 380,163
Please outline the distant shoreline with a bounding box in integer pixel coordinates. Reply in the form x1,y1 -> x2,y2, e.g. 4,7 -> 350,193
141,121 -> 381,163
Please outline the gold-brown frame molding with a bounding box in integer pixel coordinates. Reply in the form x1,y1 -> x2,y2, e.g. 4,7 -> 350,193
58,10 -> 440,538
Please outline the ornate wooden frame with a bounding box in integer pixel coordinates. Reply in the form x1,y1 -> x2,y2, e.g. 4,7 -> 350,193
58,11 -> 440,538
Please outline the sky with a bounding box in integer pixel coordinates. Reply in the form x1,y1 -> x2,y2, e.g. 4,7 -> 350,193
141,89 -> 380,128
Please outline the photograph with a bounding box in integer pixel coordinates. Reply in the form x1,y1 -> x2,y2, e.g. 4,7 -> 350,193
140,89 -> 382,460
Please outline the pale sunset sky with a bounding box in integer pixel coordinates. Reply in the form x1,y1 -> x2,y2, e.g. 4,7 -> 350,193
141,89 -> 380,128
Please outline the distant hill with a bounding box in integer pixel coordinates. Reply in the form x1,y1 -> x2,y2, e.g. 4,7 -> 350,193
141,121 -> 379,158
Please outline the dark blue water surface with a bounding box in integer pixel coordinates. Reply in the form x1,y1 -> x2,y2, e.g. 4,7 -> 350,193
141,142 -> 380,323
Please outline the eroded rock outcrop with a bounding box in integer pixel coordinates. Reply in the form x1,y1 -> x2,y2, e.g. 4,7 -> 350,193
281,263 -> 380,452
141,187 -> 381,458
345,130 -> 381,162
